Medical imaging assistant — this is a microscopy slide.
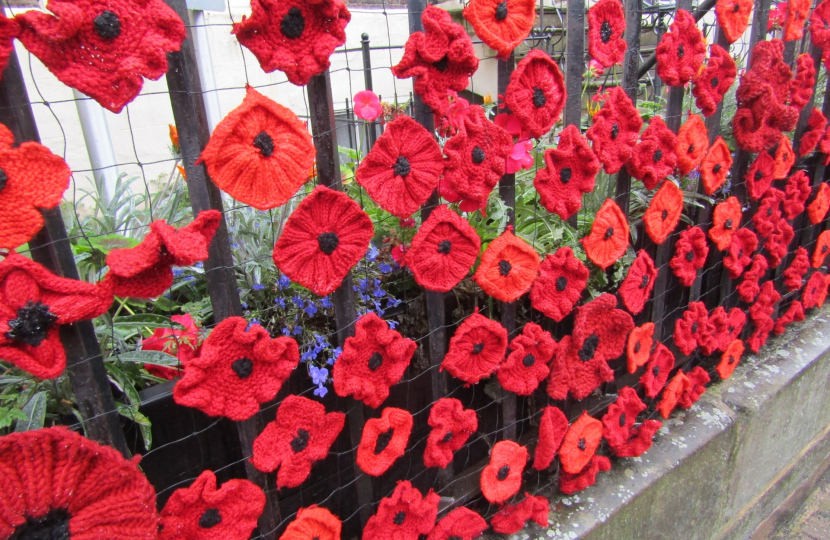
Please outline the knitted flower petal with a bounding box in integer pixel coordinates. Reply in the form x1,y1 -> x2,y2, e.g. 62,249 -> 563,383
655,9 -> 706,86
773,135 -> 795,180
737,254 -> 769,303
811,0 -> 830,49
362,481 -> 439,539
711,305 -> 747,353
670,226 -> 709,287
774,300 -> 805,335
790,53 -> 816,110
480,440 -> 528,503
474,227 -> 539,302
619,250 -> 657,315
559,411 -> 602,474
490,494 -> 549,533
745,151 -> 775,200
504,49 -> 566,139
602,386 -> 662,457
427,507 -> 487,540
692,45 -> 737,116
724,228 -> 758,279
657,371 -> 690,419
547,335 -> 615,400
535,124 -> 600,219
814,230 -> 830,268
463,0 -> 535,59
582,199 -> 630,270
673,301 -> 718,356
700,136 -> 733,195
497,322 -> 556,395
709,196 -> 742,251
424,398 -> 478,469
571,293 -> 634,364
442,311 -> 508,384
783,170 -> 811,220
799,108 -> 828,157
530,246 -> 589,322
808,183 -> 830,225
626,116 -> 678,190
356,408 -> 414,476
587,0 -> 627,67
717,339 -> 744,379
280,506 -> 342,540
716,0 -> 752,43
784,247 -> 811,291
643,180 -> 683,245
533,406 -> 568,470
803,270 -> 830,309
640,342 -> 674,398
676,114 -> 709,175
586,87 -> 643,174
559,455 -> 611,495
627,322 -> 654,373
783,0 -> 810,41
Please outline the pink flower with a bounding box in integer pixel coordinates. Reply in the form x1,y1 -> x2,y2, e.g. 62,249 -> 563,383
494,113 -> 530,141
399,217 -> 416,228
591,86 -> 609,103
587,59 -> 605,76
391,245 -> 408,267
142,314 -> 202,380
438,176 -> 488,215
768,3 -> 785,31
354,90 -> 383,121
505,140 -> 534,174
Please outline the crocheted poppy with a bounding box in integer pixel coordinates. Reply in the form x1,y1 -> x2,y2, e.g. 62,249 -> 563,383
559,455 -> 612,495
790,54 -> 816,111
533,405 -> 568,470
480,440 -> 528,503
0,427 -> 157,540
640,342 -> 675,398
0,124 -> 69,251
774,300 -> 805,335
717,339 -> 744,379
490,494 -> 548,534
692,45 -> 737,117
814,230 -> 830,268
16,0 -> 184,113
0,251 -> 113,379
655,9 -> 706,86
709,197 -> 742,251
582,198 -> 630,269
657,371 -> 690,419
427,508 -> 487,540
280,506 -> 341,540
504,49 -> 566,139
173,317 -> 299,421
803,271 -> 830,309
535,124 -> 601,220
250,395 -> 345,488
680,366 -> 710,409
463,0 -> 535,59
103,210 -> 220,298
571,292 -> 634,362
799,109 -> 828,157
753,188 -> 785,239
627,116 -> 679,190
674,301 -> 719,356
808,184 -> 830,225
474,227 -> 539,302
783,170 -> 811,220
356,407 -> 413,477
528,256 -> 582,336
764,218 -> 794,268
783,0 -> 810,41
546,336 -> 614,400
711,305 -> 747,353
700,136 -> 733,195
784,247 -> 810,291
821,126 -> 830,166
442,311 -> 508,384
747,317 -> 775,353
670,226 -> 709,287
586,86 -> 643,174
559,411 -> 602,474
737,254 -> 769,303
715,0 -> 753,43
644,180 -> 683,245
749,281 -> 780,326
676,115 -> 709,175
619,250 -> 657,315
602,387 -> 662,457
355,116 -> 443,219
273,186 -> 373,296
362,481 -> 439,540
392,6 -> 479,116
423,397 -> 478,469
587,0 -> 627,67
159,470 -> 264,540
724,228 -> 758,279
497,322 -> 556,395
745,151 -> 775,201
773,136 -> 795,180
811,0 -> 830,49
627,322 -> 654,373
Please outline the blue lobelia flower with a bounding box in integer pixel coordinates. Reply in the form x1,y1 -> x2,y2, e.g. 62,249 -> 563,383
320,296 -> 333,308
252,283 -> 265,291
278,274 -> 291,289
314,384 -> 328,398
309,365 -> 329,385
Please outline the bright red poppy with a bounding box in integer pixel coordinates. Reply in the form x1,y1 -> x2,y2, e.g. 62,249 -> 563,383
676,114 -> 709,175
814,230 -> 830,268
700,136 -> 733,195
559,411 -> 603,474
442,310 -> 508,384
627,322 -> 654,373
670,226 -> 709,287
747,317 -> 775,353
673,301 -> 718,356
657,371 -> 691,419
716,339 -> 744,379
602,386 -> 662,457
749,281 -> 780,327
709,196 -> 742,251
811,0 -> 830,49
715,0 -> 753,43
474,227 -> 540,302
356,408 -> 414,477
530,246 -> 589,322
587,87 -> 643,174
753,188 -> 785,240
533,405 -> 569,470
783,170 -> 811,220
504,49 -> 567,139
655,9 -> 706,86
644,180 -> 683,245
764,218 -> 794,268
535,124 -> 600,219
803,271 -> 830,309
463,0 -> 536,59
692,45 -> 737,116
774,300 -> 805,335
799,108 -> 828,157
710,305 -> 747,353
737,254 -> 769,303
559,455 -> 612,495
582,198 -> 630,270
587,0 -> 627,67
547,335 -> 614,401
784,247 -> 810,291
497,322 -> 557,395
362,481 -> 439,540
280,506 -> 342,540
773,135 -> 795,180
640,342 -> 675,398
783,0 -> 810,41
627,116 -> 678,189
745,151 -> 775,200
619,250 -> 657,315
790,53 -> 816,110
724,228 -> 758,279
489,494 -> 549,533
423,397 -> 478,469
427,507 -> 487,540
480,440 -> 528,503
808,183 -> 830,225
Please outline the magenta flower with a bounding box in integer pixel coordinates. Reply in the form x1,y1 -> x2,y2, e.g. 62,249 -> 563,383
505,140 -> 534,174
354,90 -> 383,121
587,59 -> 605,76
438,176 -> 489,214
494,113 -> 530,141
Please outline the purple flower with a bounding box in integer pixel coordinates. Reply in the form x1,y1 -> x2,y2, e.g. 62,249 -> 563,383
304,302 -> 318,317
314,384 -> 328,398
320,296 -> 333,309
278,274 -> 291,289
252,283 -> 265,291
309,365 -> 329,385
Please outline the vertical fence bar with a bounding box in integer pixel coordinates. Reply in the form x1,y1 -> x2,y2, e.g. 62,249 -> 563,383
360,33 -> 379,149
563,0 -> 584,129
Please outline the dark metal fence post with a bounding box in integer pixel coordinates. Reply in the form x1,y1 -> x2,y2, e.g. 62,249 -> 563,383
360,33 -> 378,149
563,0 -> 584,129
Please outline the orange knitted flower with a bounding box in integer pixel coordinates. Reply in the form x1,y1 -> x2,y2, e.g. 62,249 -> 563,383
692,45 -> 737,117
655,9 -> 706,86
582,199 -> 630,269
676,114 -> 709,175
783,0 -> 810,41
746,151 -> 775,200
586,86 -> 643,174
716,0 -> 752,43
480,440 -> 528,503
356,407 -> 413,476
474,227 -> 539,302
808,183 -> 830,225
644,180 -> 683,245
626,116 -> 678,190
504,49 -> 566,139
700,136 -> 733,195
773,135 -> 795,180
709,196 -> 742,251
442,311 -> 508,384
587,0 -> 627,67
463,0 -> 535,59
559,412 -> 602,474
813,230 -> 830,268
717,339 -> 744,379
280,506 -> 341,540
657,371 -> 691,419
627,322 -> 654,373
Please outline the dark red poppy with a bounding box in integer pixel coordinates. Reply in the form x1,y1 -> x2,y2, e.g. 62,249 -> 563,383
808,183 -> 830,225
640,342 -> 675,398
813,230 -> 830,268
173,317 -> 299,421
533,405 -> 568,470
547,336 -> 614,401
700,136 -> 733,195
602,386 -> 662,458
627,116 -> 679,190
535,124 -> 600,219
737,254 -> 769,303
784,170 -> 811,220
504,49 -> 566,139
530,246 -> 589,322
790,54 -> 817,111
582,198 -> 630,270
715,0 -> 753,44
619,250 -> 657,315
497,322 -> 557,395
710,306 -> 747,353
627,322 -> 655,373
717,339 -> 744,379
392,6 -> 479,117
747,317 -> 775,353
676,114 -> 710,175
587,0 -> 627,67
655,9 -> 706,86
692,45 -> 738,116
280,506 -> 342,540
673,301 -> 718,356
774,300 -> 805,335
463,0 -> 536,60
480,440 -> 528,503
669,226 -> 709,287
427,507 -> 487,540
800,109 -> 828,157
709,196 -> 742,251
559,455 -> 612,495
474,227 -> 540,302
586,86 -> 643,174
559,411 -> 602,474
774,135 -> 796,180
442,311 -> 508,384
803,271 -> 829,309
733,108 -> 785,154
356,407 -> 414,476
657,371 -> 690,419
724,228 -> 758,279
753,188 -> 785,240
745,151 -> 776,201
784,247 -> 811,291
783,0 -> 810,41
362,480 -> 439,539
489,494 -> 549,533
273,185 -> 374,296
424,397 -> 478,469
765,219 -> 794,268
644,180 -> 684,245
811,0 -> 830,49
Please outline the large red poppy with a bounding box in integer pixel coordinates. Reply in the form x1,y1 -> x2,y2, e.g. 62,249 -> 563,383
773,135 -> 795,180
644,180 -> 684,245
490,494 -> 549,533
715,0 -> 753,44
602,386 -> 662,457
582,198 -> 630,269
724,228 -> 758,279
480,440 -> 528,503
749,281 -> 780,326
547,335 -> 614,400
533,405 -> 568,470
799,109 -> 828,157
717,339 -> 744,379
737,254 -> 769,303
356,407 -> 414,477
427,508 -> 487,540
474,227 -> 540,302
559,455 -> 612,495
753,188 -> 785,240
774,301 -> 805,335
692,45 -> 737,117
790,54 -> 816,110
710,306 -> 746,353
587,0 -> 627,67
442,311 -> 508,384
803,271 -> 830,309
808,183 -> 830,225
673,301 -> 717,356
559,411 -> 602,474
627,116 -> 678,190
784,247 -> 810,291
362,481 -> 439,540
619,250 -> 657,315
497,322 -> 557,395
745,151 -> 775,201
814,230 -> 830,268
783,0 -> 810,41
784,170 -> 811,220
700,136 -> 733,195
709,196 -> 742,251
670,226 -> 709,287
587,87 -> 643,174
627,322 -> 654,373
657,371 -> 691,419
530,246 -> 589,322
676,114 -> 709,175
535,124 -> 600,220
463,0 -> 535,59
655,9 -> 706,86
504,49 -> 566,139
423,397 -> 478,469
640,342 -> 675,398
764,218 -> 795,268
280,506 -> 341,540
811,0 -> 830,49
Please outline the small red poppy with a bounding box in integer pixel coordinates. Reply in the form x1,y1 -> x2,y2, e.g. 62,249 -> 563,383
821,125 -> 830,166
811,0 -> 830,49
753,188 -> 785,239
356,408 -> 414,477
504,49 -> 566,139
619,250 -> 657,315
535,124 -> 601,220
692,45 -> 738,117
803,271 -> 830,309
392,6 -> 479,117
362,481 -> 439,540
644,180 -> 684,245
474,227 -> 540,302
627,116 -> 679,190
710,305 -> 747,353
736,254 -> 768,303
749,281 -> 780,326
530,246 -> 589,322
670,226 -> 709,287
582,198 -> 630,270
813,230 -> 830,268
547,336 -> 614,400
655,9 -> 706,86
673,301 -> 718,356
790,54 -> 817,110
784,247 -> 811,291
764,218 -> 794,268
678,366 -> 710,409
657,371 -> 691,419
280,506 -> 342,540
627,322 -> 655,373
773,135 -> 796,180
490,494 -> 549,534
745,151 -> 776,201
559,455 -> 612,495
480,440 -> 528,503
463,0 -> 536,59
717,339 -> 745,379
676,114 -> 710,175
427,507 -> 488,540
602,386 -> 662,457
497,322 -> 556,395
442,311 -> 508,384
784,170 -> 811,220
774,300 -> 806,335
783,0 -> 810,41
640,342 -> 675,398
700,136 -> 733,195
715,0 -> 753,44
159,470 -> 264,540
747,317 -> 775,353
808,184 -> 830,225
724,228 -> 758,279
587,0 -> 627,67
709,197 -> 742,251
559,411 -> 602,474
586,86 -> 643,174
799,109 -> 828,157
533,405 -> 569,470
424,397 -> 478,469
272,186 -> 374,296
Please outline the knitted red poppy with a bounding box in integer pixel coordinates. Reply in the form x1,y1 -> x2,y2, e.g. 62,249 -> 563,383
587,0 -> 627,67
657,371 -> 690,419
497,322 -> 556,395
559,455 -> 612,495
159,470 -> 264,540
0,251 -> 113,379
480,440 -> 528,503
627,322 -> 654,373
463,0 -> 535,59
0,427 -> 157,540
655,9 -> 706,87
812,0 -> 830,49
602,387 -> 662,457
764,218 -> 794,268
423,397 -> 478,469
747,317 -> 775,353
673,301 -> 718,356
490,495 -> 549,534
362,481 -> 439,540
711,306 -> 747,353
355,116 -> 443,219
783,170 -> 811,220
356,408 -> 413,477
406,205 -> 481,292
670,226 -> 709,287
680,366 -> 710,409
644,180 -> 683,245
676,115 -> 709,175
427,508 -> 487,540
784,247 -> 810,291
582,199 -> 630,269
392,6 -> 479,117
783,0 -> 810,41
559,411 -> 602,474
586,87 -> 643,174
790,54 -> 816,111
572,292 -> 634,361
750,281 -> 780,326
799,109 -> 828,157
716,339 -> 744,379
715,0 -> 753,44
803,271 -> 830,309
745,151 -> 776,201
709,197 -> 742,251
700,137 -> 733,195
692,45 -> 737,117
808,184 -> 830,225
753,188 -> 785,240
0,124 -> 69,250
103,210 -> 220,298
773,136 -> 795,180
774,300 -> 805,335
627,116 -> 679,190
547,336 -> 614,400
0,15 -> 17,76
619,250 -> 657,315
442,311 -> 508,384
530,247 -> 588,322
250,395 -> 345,489
640,342 -> 675,398
273,186 -> 373,296
535,124 -> 600,220
16,0 -> 184,113
821,126 -> 830,166
724,228 -> 758,278
504,50 -> 566,139
173,317 -> 299,421
737,254 -> 769,303
814,231 -> 830,268
533,405 -> 568,470
280,506 -> 341,540
474,227 -> 539,302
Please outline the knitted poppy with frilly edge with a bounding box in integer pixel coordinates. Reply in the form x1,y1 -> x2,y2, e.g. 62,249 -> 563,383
724,228 -> 758,279
463,0 -> 535,59
586,86 -> 643,174
533,405 -> 568,470
774,301 -> 805,335
808,183 -> 830,225
774,135 -> 795,180
427,507 -> 488,540
602,386 -> 662,457
497,322 -> 557,395
627,116 -> 678,190
16,0 -> 185,113
627,322 -> 654,373
559,455 -> 612,495
587,0 -> 627,67
159,470 -> 264,540
619,249 -> 657,315
692,45 -> 737,117
640,342 -> 675,398
279,505 -> 341,540
709,197 -> 742,251
530,246 -> 589,322
717,339 -> 744,379
670,226 -> 709,287
799,109 -> 828,157
250,395 -> 345,489
737,254 -> 768,303
173,317 -> 299,421
655,9 -> 706,86
582,198 -> 630,270
753,188 -> 784,239
783,0 -> 810,41
441,310 -> 508,384
547,335 -> 614,400
423,397 -> 478,469
811,0 -> 830,49
356,407 -> 413,477
784,170 -> 811,220
678,366 -> 710,408
480,440 -> 528,503
784,247 -> 811,291
749,281 -> 780,325
504,49 -> 566,139
747,318 -> 775,353
490,495 -> 549,534
764,218 -> 794,268
746,151 -> 775,200
676,114 -> 709,175
474,227 -> 539,302
534,124 -> 600,220
644,180 -> 683,245
362,481 -> 439,540
673,301 -> 718,356
803,271 -> 830,309
790,54 -> 816,110
559,411 -> 602,474
711,305 -> 746,352
700,136 -> 733,195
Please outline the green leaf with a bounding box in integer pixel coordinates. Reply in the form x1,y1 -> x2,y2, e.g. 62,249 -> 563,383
87,234 -> 141,254
118,405 -> 153,450
111,314 -> 181,331
15,391 -> 47,432
112,350 -> 180,366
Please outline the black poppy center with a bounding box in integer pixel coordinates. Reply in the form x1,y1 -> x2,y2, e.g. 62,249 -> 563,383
578,334 -> 599,361
755,171 -> 764,181
498,260 -> 512,277
619,413 -> 626,427
560,167 -> 572,184
199,508 -> 222,529
496,465 -> 510,480
532,87 -> 547,108
317,232 -> 339,255
472,146 -> 486,164
93,10 -> 121,40
523,354 -> 535,367
662,209 -> 668,220
433,56 -> 449,72
448,536 -> 463,540
738,249 -> 744,258
713,164 -> 722,174
281,7 -> 305,39
729,355 -> 735,364
368,352 -> 383,371
677,43 -> 685,58
634,341 -> 641,353
654,149 -> 663,163
472,342 -> 484,354
393,155 -> 411,176
733,2 -> 741,12
253,131 -> 275,157
724,218 -> 733,230
640,274 -> 650,289
691,322 -> 698,334
556,276 -> 568,291
824,246 -> 829,254
291,428 -> 310,453
577,438 -> 586,451
12,508 -> 71,540
232,357 -> 254,379
0,168 -> 7,192
611,123 -> 619,139
604,227 -> 615,240
688,144 -> 695,154
441,431 -> 454,443
711,77 -> 719,88
495,0 -> 508,20
6,300 -> 58,347
600,20 -> 613,43
652,365 -> 660,376
685,250 -> 695,262
375,428 -> 395,454
437,239 -> 452,254
393,512 -> 406,525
